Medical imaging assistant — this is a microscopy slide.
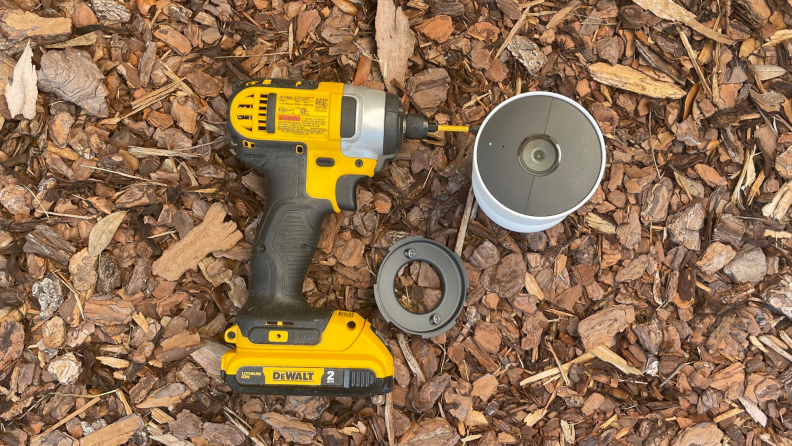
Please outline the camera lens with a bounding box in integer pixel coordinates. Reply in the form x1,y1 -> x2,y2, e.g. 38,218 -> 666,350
518,134 -> 560,176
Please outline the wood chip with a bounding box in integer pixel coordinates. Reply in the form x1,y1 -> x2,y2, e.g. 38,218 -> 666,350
375,0 -> 415,93
696,242 -> 736,275
416,15 -> 454,43
670,423 -> 724,446
23,225 -> 76,265
406,68 -> 450,115
578,305 -> 635,351
738,396 -> 768,427
79,414 -> 144,446
0,319 -> 23,371
138,383 -> 190,409
521,352 -> 596,386
632,0 -> 732,44
152,202 -> 242,281
0,10 -> 72,42
723,246 -> 767,284
590,344 -> 642,375
399,417 -> 459,446
47,352 -> 81,384
588,63 -> 686,99
471,374 -> 499,401
262,412 -> 316,444
190,340 -> 230,380
667,202 -> 705,250
38,48 -> 109,117
153,25 -> 192,55
84,298 -> 134,325
68,248 -> 98,291
90,0 -> 131,23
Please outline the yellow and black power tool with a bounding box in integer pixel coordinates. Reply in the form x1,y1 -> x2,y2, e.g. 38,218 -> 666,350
220,79 -> 468,396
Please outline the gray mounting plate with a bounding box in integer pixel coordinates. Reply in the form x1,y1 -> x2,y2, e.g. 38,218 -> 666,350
374,236 -> 468,338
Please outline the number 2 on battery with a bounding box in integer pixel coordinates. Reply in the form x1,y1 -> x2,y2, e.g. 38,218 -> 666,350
326,371 -> 334,383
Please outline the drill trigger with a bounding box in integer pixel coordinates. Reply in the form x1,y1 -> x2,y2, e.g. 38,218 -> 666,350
335,174 -> 366,211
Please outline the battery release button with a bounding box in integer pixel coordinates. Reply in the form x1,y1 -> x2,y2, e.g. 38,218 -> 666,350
268,331 -> 288,342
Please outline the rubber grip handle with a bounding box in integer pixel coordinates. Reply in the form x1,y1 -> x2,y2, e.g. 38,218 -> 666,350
235,142 -> 334,334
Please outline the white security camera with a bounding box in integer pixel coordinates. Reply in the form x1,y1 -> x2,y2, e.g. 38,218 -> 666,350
472,92 -> 606,233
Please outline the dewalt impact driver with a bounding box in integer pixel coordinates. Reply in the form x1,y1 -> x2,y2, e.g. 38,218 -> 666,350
220,79 -> 467,396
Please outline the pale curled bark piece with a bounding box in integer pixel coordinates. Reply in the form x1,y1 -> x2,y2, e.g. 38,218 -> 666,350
670,423 -> 724,446
738,396 -> 768,427
0,10 -> 72,42
763,181 -> 792,221
79,414 -> 145,446
578,304 -> 635,351
589,344 -> 642,375
547,1 -> 581,28
45,32 -> 97,49
152,202 -> 243,281
588,63 -> 687,99
397,332 -> 427,386
375,0 -> 416,93
331,0 -> 358,15
765,29 -> 792,46
520,352 -> 596,386
633,0 -> 733,44
261,412 -> 317,444
584,213 -> 617,234
137,383 -> 190,409
763,275 -> 792,320
5,40 -> 36,119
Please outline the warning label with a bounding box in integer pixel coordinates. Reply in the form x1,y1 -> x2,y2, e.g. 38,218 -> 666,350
276,94 -> 329,137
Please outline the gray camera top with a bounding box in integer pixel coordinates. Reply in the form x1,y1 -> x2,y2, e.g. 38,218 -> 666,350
476,95 -> 604,217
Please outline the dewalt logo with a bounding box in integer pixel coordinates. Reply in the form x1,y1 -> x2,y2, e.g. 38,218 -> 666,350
272,371 -> 314,381
263,367 -> 323,385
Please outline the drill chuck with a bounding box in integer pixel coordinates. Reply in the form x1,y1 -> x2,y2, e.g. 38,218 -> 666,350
403,113 -> 479,139
404,113 -> 431,139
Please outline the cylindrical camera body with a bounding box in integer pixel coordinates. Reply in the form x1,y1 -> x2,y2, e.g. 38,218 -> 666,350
472,92 -> 606,233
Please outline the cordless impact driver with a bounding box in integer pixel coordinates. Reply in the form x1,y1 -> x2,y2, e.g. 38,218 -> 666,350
221,79 -> 450,396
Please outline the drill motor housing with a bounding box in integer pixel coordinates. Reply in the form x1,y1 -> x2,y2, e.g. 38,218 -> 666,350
222,79 -> 403,396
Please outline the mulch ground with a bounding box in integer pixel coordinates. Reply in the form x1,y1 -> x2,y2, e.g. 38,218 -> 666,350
2,0 -> 792,444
